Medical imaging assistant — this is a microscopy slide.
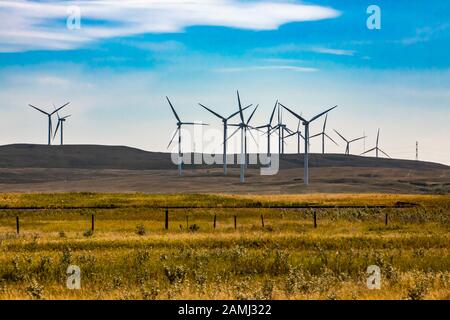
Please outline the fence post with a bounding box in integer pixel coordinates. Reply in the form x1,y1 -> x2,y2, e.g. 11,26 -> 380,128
313,209 -> 317,229
186,215 -> 189,229
91,214 -> 95,233
385,213 -> 388,226
234,215 -> 237,230
165,208 -> 169,230
16,216 -> 19,234
213,214 -> 217,229
261,214 -> 265,228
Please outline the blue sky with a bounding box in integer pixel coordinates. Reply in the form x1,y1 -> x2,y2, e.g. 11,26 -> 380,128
0,0 -> 449,164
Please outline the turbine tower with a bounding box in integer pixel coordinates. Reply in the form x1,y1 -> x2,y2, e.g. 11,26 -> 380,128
280,103 -> 338,185
333,129 -> 365,155
360,129 -> 390,158
53,109 -> 71,145
226,91 -> 258,183
166,97 -> 208,176
310,114 -> 338,153
270,104 -> 291,154
256,101 -> 278,156
28,102 -> 70,145
198,101 -> 251,175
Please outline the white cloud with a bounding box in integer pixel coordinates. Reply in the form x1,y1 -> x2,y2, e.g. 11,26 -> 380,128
215,65 -> 318,72
310,47 -> 354,56
0,0 -> 340,52
255,44 -> 355,56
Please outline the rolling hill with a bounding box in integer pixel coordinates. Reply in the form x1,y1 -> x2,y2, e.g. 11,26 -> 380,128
0,144 -> 448,194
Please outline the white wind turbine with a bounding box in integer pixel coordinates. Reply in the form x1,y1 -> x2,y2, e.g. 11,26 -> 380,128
166,97 -> 208,176
310,114 -> 338,154
333,129 -> 366,155
226,91 -> 258,183
198,101 -> 251,175
53,104 -> 71,145
280,103 -> 338,185
29,102 -> 70,145
360,129 -> 390,158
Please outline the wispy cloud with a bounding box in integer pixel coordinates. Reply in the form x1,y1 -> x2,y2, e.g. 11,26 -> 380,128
0,0 -> 340,52
255,44 -> 354,56
395,23 -> 450,45
214,65 -> 318,73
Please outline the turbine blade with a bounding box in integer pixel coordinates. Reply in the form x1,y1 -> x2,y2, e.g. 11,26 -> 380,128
269,100 -> 278,125
227,104 -> 252,120
199,103 -> 225,120
246,104 -> 259,125
325,133 -> 338,146
309,133 -> 321,139
360,147 -> 376,155
53,120 -> 61,140
167,128 -> 179,149
183,122 -> 209,126
224,127 -> 240,144
376,128 -> 380,147
248,128 -> 259,147
166,97 -> 181,122
237,90 -> 244,123
285,132 -> 296,138
29,104 -> 49,115
349,136 -> 366,143
379,148 -> 391,158
310,105 -> 338,123
51,102 -> 70,115
333,129 -> 348,143
279,103 -> 307,122
323,114 -> 328,132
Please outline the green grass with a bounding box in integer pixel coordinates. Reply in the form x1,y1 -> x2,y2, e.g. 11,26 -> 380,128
0,193 -> 448,300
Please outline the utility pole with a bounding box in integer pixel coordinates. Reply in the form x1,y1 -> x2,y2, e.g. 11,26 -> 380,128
416,141 -> 419,161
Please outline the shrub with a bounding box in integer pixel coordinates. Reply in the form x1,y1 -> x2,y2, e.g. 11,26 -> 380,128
135,224 -> 146,236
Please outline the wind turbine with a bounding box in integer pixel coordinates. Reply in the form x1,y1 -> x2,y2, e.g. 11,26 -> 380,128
28,102 -> 70,145
256,101 -> 278,156
360,129 -> 390,158
166,97 -> 208,176
280,103 -> 338,185
53,107 -> 71,145
226,91 -> 259,183
285,120 -> 305,154
310,114 -> 338,154
198,102 -> 251,175
333,129 -> 365,155
270,104 -> 291,154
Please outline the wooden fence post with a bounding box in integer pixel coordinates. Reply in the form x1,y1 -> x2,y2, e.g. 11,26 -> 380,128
313,209 -> 317,229
165,208 -> 169,230
234,215 -> 237,230
91,214 -> 95,233
16,216 -> 19,234
213,214 -> 217,229
186,215 -> 189,229
385,213 -> 388,226
261,214 -> 265,228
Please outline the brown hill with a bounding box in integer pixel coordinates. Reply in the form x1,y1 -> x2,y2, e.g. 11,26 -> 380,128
0,144 -> 448,194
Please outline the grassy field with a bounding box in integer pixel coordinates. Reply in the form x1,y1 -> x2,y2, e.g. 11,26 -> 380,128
0,193 -> 448,300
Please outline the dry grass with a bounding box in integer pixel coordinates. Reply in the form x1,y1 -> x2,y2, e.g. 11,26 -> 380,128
0,193 -> 448,300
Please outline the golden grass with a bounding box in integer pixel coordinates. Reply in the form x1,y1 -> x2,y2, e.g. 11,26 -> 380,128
0,193 -> 448,300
